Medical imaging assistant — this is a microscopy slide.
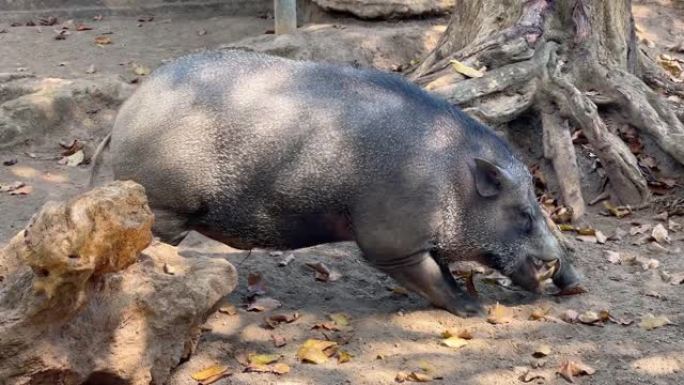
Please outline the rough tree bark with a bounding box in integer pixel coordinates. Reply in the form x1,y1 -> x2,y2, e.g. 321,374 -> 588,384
409,0 -> 684,217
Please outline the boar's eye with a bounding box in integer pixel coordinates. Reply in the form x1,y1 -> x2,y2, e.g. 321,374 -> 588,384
520,209 -> 533,234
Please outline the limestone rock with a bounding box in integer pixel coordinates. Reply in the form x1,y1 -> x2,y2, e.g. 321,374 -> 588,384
0,181 -> 238,385
312,0 -> 455,19
224,22 -> 446,71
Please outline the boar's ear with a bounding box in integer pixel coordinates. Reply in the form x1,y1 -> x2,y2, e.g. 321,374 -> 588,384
471,158 -> 511,198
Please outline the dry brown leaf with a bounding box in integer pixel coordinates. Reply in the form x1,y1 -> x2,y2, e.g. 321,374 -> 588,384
9,185 -> 32,196
529,307 -> 550,321
557,359 -> 595,383
639,314 -> 673,330
246,296 -> 281,312
58,150 -> 85,167
555,285 -> 588,296
329,312 -> 350,327
561,310 -> 579,323
578,310 -> 601,325
247,271 -> 266,295
630,223 -> 652,235
271,334 -> 287,347
337,350 -> 353,363
263,312 -> 300,328
533,344 -> 551,358
312,321 -> 340,331
94,35 -> 112,45
306,262 -> 342,282
487,303 -> 512,324
651,224 -> 670,244
658,54 -> 683,78
440,336 -> 468,349
407,372 -> 433,382
668,272 -> 684,285
132,63 -> 150,76
297,339 -> 338,364
0,181 -> 25,193
449,59 -> 484,78
191,364 -> 231,382
602,201 -> 631,218
218,304 -> 237,316
605,250 -> 621,264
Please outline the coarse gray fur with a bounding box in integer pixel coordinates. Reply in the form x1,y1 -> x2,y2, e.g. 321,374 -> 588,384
98,50 -> 581,317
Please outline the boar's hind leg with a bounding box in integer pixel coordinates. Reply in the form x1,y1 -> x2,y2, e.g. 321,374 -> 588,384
152,208 -> 191,245
377,252 -> 485,317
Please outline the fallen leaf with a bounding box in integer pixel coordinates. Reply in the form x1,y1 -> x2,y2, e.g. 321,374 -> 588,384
218,304 -> 237,315
658,54 -> 683,78
487,302 -> 512,324
449,59 -> 484,78
557,359 -> 595,383
297,339 -> 338,364
76,24 -> 93,31
311,321 -> 340,331
639,314 -> 673,330
337,350 -> 353,363
551,206 -> 573,224
651,224 -> 670,244
529,307 -> 550,321
576,227 -> 595,236
417,360 -> 435,373
555,285 -> 587,296
608,227 -> 627,241
561,310 -> 579,323
533,344 -> 551,358
272,334 -> 287,347
668,272 -> 684,285
329,313 -> 350,327
668,219 -> 682,232
602,201 -> 631,218
9,185 -> 32,196
630,255 -> 660,271
605,250 -> 621,264
248,353 -> 281,366
94,35 -> 112,45
595,230 -> 607,244
263,312 -> 300,328
630,223 -> 652,235
388,286 -> 410,296
558,224 -> 576,232
244,362 -> 290,375
247,272 -> 266,295
246,297 -> 281,312
191,365 -> 231,382
440,336 -> 468,349
278,253 -> 295,266
578,310 -> 601,325
58,150 -> 85,167
132,63 -> 150,76
0,181 -> 25,193
306,262 -> 342,282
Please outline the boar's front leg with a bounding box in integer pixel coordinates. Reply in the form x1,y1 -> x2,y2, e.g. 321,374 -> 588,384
374,251 -> 485,317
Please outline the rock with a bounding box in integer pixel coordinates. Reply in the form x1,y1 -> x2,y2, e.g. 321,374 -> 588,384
0,181 -> 237,385
177,230 -> 243,258
312,0 -> 455,19
0,75 -> 133,148
223,22 -> 445,72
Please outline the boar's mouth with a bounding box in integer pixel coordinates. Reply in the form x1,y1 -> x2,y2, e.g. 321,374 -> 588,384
507,256 -> 559,293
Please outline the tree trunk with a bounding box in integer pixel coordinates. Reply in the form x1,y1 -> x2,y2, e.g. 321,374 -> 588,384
409,0 -> 684,215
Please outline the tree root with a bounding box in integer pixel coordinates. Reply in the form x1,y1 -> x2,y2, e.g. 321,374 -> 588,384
597,64 -> 684,165
541,44 -> 651,206
539,101 -> 586,219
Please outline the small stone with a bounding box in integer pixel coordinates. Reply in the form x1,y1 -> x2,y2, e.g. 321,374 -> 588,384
163,263 -> 176,275
605,250 -> 621,264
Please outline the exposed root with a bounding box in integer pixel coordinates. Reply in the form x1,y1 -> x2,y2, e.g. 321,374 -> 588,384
463,83 -> 537,125
542,44 -> 650,205
539,101 -> 586,219
427,60 -> 538,104
638,50 -> 684,99
599,65 -> 684,165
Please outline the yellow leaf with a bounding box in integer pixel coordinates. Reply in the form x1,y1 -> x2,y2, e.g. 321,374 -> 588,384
408,371 -> 433,382
248,353 -> 281,365
417,360 -> 435,373
487,302 -> 512,324
94,35 -> 112,45
191,365 -> 229,381
557,359 -> 596,382
440,328 -> 472,339
297,339 -> 338,364
529,307 -> 550,320
639,314 -> 672,330
440,336 -> 468,349
532,344 -> 551,358
271,362 -> 290,374
449,59 -> 484,78
329,312 -> 350,327
132,63 -> 151,76
337,350 -> 353,363
558,224 -> 576,232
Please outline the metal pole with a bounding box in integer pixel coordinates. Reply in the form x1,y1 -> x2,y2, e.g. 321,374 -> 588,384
274,0 -> 297,35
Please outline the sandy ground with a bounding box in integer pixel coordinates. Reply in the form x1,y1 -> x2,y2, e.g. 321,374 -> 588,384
1,2 -> 684,385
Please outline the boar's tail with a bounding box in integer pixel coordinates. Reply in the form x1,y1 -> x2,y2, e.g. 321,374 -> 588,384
88,132 -> 112,188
